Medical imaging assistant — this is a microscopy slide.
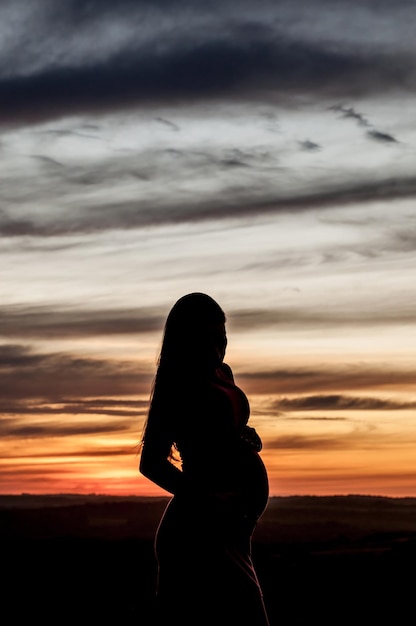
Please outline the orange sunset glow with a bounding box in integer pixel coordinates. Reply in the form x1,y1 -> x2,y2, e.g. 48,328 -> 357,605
1,1 -> 416,499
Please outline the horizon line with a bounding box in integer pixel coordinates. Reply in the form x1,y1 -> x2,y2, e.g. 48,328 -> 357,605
1,492 -> 414,500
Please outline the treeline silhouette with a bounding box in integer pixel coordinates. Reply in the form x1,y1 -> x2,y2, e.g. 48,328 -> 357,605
2,495 -> 415,625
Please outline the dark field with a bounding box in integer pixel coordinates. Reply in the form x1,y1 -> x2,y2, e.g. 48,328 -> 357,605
1,494 -> 415,625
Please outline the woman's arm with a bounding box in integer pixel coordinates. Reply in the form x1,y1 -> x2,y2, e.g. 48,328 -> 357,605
139,383 -> 187,495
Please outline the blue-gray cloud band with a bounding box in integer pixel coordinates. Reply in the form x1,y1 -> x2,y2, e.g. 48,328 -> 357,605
1,0 -> 414,124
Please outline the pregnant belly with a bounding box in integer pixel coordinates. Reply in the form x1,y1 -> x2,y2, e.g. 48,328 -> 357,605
181,446 -> 269,522
238,448 -> 269,520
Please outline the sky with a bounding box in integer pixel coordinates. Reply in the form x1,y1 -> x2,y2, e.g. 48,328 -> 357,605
1,0 -> 416,498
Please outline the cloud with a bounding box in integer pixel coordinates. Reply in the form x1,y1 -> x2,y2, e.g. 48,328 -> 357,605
298,140 -> 321,151
3,341 -> 414,412
330,104 -> 400,144
31,154 -> 65,167
0,344 -> 152,400
0,397 -> 148,418
267,434 -> 348,450
0,417 -> 130,439
266,420 -> 416,453
1,1 -> 415,125
239,365 -> 416,395
2,173 -> 416,237
2,297 -> 415,346
2,442 -> 132,460
274,394 -> 416,411
0,36 -> 356,123
330,104 -> 369,127
288,416 -> 348,421
228,304 -> 416,331
0,304 -> 164,339
154,117 -> 180,131
367,129 -> 398,143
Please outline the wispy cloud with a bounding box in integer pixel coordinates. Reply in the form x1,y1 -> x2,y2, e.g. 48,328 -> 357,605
240,365 -> 416,395
330,103 -> 401,145
0,397 -> 147,418
367,129 -> 398,143
2,173 -> 416,237
330,104 -> 370,127
229,303 -> 416,331
0,344 -> 151,400
0,416 -> 131,439
2,297 -> 415,344
0,305 -> 164,338
268,434 -> 349,450
273,394 -> 416,411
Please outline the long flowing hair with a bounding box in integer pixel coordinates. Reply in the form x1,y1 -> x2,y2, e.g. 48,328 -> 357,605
140,293 -> 226,450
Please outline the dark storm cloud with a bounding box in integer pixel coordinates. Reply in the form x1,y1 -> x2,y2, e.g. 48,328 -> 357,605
0,36 -> 366,124
1,0 -> 415,125
0,344 -> 152,400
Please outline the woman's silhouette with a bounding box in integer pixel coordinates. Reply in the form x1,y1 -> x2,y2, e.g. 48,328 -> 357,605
139,293 -> 270,625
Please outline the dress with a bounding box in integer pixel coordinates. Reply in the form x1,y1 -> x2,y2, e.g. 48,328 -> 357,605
150,363 -> 270,625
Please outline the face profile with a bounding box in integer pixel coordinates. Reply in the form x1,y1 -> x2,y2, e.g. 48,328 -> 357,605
212,321 -> 227,365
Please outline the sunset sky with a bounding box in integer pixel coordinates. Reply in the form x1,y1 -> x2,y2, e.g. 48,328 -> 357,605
1,0 -> 415,498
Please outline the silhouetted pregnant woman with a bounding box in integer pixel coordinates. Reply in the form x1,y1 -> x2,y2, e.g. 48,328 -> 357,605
139,293 -> 270,626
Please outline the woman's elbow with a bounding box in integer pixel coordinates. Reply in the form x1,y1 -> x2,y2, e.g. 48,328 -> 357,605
139,451 -> 152,478
139,447 -> 163,481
